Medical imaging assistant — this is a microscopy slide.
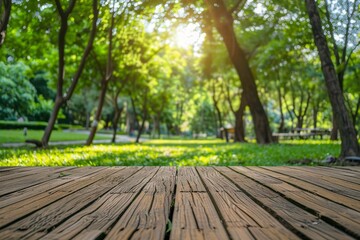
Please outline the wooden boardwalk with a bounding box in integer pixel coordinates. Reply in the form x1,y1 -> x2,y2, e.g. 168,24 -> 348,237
0,166 -> 359,239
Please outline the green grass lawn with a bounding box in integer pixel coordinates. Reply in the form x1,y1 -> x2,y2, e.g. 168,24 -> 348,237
0,139 -> 341,166
0,130 -> 110,143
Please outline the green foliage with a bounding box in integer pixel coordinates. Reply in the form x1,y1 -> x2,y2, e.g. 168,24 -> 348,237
28,96 -> 53,122
190,100 -> 217,134
0,62 -> 36,120
0,139 -> 340,166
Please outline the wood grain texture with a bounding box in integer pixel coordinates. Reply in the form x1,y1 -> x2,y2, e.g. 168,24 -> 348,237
0,166 -> 358,240
0,167 -> 102,209
223,167 -> 355,240
170,167 -> 229,240
264,166 -> 360,200
197,167 -> 298,240
297,166 -> 360,184
0,167 -> 111,228
233,167 -> 360,237
105,167 -> 176,240
39,167 -> 154,240
0,167 -> 140,240
254,166 -> 360,210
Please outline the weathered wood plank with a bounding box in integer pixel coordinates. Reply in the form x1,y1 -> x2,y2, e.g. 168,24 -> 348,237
256,166 -> 360,210
170,167 -> 229,240
0,167 -> 103,209
0,167 -> 70,181
177,166 -> 206,192
336,167 -> 360,173
312,167 -> 360,184
196,167 -> 299,240
39,167 -> 159,240
220,167 -> 355,240
0,167 -> 112,228
105,167 -> 176,240
231,167 -> 360,239
0,167 -> 77,196
267,166 -> 360,200
0,167 -> 142,240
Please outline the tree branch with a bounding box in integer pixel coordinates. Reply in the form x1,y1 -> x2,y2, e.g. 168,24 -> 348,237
65,0 -> 98,101
0,0 -> 11,46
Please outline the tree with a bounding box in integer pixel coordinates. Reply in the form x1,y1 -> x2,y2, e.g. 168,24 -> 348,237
41,0 -> 98,147
305,0 -> 359,158
0,62 -> 36,120
0,0 -> 11,46
204,0 -> 274,144
322,0 -> 360,139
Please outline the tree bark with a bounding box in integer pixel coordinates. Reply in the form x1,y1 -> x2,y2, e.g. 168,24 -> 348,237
111,106 -> 123,143
41,0 -> 98,147
0,0 -> 11,47
205,0 -> 273,144
305,0 -> 359,158
277,87 -> 285,132
86,80 -> 109,145
234,92 -> 246,142
136,110 -> 147,143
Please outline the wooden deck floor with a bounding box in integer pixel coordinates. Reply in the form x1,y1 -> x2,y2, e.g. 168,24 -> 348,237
0,166 -> 359,240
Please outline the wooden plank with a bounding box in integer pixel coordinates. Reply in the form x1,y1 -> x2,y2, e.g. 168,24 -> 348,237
295,167 -> 360,185
105,167 -> 176,240
196,167 -> 299,240
232,167 -> 360,238
0,167 -> 77,196
0,167 -> 113,228
0,167 -> 142,240
219,167 -> 355,240
336,166 -> 360,173
170,167 -> 229,240
268,166 -> 360,200
0,167 -> 103,209
256,167 -> 360,211
38,167 -> 159,240
177,166 -> 206,192
0,167 -> 66,182
0,167 -> 30,174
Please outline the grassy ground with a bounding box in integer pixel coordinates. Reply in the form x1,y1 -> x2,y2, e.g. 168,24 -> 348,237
0,139 -> 340,166
0,130 -> 110,143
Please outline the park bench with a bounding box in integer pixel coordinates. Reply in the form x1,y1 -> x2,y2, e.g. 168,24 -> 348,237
273,128 -> 331,140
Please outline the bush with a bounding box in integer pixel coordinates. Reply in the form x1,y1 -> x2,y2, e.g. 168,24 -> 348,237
57,124 -> 83,130
0,120 -> 54,130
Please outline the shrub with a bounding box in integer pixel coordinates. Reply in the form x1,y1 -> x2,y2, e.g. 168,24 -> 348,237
0,121 -> 57,130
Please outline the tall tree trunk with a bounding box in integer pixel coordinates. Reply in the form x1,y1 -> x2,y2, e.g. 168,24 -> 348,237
0,0 -> 11,47
277,87 -> 285,132
86,1 -> 115,146
205,0 -> 273,144
136,111 -> 147,143
41,0 -> 98,147
42,97 -> 63,145
86,80 -> 109,145
305,0 -> 359,158
330,115 -> 339,140
234,92 -> 246,142
111,107 -> 123,143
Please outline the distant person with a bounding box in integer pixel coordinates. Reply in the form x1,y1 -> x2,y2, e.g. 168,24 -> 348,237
23,127 -> 27,136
